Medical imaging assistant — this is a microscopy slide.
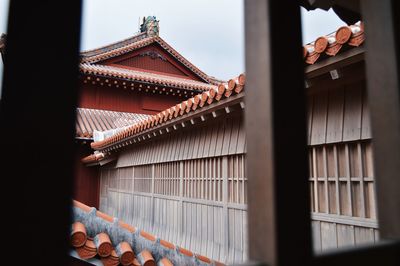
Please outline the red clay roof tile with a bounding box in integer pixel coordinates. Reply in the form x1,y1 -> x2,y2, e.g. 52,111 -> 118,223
116,241 -> 135,266
71,222 -> 87,248
140,230 -> 156,242
96,210 -> 114,223
158,258 -> 173,266
178,247 -> 194,257
196,254 -> 212,264
119,220 -> 136,233
94,232 -> 113,257
159,239 -> 175,250
303,21 -> 364,65
138,249 -> 155,266
100,249 -> 120,266
76,239 -> 97,260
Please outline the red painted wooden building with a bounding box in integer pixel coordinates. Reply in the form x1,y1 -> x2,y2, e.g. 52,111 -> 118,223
74,16 -> 221,208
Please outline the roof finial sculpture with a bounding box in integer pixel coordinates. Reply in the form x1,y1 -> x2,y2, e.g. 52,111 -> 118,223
140,16 -> 159,37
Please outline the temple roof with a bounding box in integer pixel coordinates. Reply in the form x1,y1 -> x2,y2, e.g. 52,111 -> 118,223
82,21 -> 365,154
80,33 -> 220,86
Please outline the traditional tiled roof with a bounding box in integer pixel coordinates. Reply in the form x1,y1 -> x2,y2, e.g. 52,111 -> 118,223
80,34 -> 218,85
72,200 -> 224,266
303,22 -> 364,64
81,64 -> 217,92
90,74 -> 245,151
76,108 -> 150,139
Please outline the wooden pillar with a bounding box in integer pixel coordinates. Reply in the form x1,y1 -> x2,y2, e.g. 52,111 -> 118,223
245,0 -> 311,265
0,1 -> 82,264
361,0 -> 400,239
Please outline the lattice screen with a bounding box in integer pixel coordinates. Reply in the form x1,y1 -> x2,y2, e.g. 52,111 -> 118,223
154,162 -> 180,196
309,140 -> 376,219
182,157 -> 223,201
133,165 -> 152,193
228,154 -> 247,204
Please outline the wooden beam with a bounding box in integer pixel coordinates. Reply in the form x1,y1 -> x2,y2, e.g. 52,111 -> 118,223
361,0 -> 400,239
305,46 -> 364,79
245,1 -> 311,265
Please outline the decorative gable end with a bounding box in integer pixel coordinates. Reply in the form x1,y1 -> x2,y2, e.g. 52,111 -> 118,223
113,48 -> 189,77
97,43 -> 203,81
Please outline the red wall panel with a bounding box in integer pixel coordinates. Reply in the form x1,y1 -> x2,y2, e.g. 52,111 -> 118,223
79,83 -> 182,114
73,144 -> 99,208
114,53 -> 187,77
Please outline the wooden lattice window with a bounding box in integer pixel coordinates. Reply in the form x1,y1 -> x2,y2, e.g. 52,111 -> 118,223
309,141 -> 376,219
154,162 -> 180,196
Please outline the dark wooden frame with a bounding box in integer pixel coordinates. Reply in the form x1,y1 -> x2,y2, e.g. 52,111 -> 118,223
0,1 -> 82,265
1,0 -> 399,265
245,0 -> 400,265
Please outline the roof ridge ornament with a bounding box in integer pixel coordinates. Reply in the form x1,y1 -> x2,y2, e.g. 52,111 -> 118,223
140,16 -> 160,37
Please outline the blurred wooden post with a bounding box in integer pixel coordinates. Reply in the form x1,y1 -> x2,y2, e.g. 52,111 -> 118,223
245,1 -> 311,265
361,0 -> 400,239
0,1 -> 82,264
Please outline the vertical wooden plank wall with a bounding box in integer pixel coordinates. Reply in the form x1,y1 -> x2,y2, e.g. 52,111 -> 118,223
308,81 -> 379,252
99,114 -> 248,265
97,79 -> 377,262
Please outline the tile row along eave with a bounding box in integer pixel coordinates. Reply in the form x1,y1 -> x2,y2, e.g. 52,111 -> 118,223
80,63 -> 217,92
72,200 -> 224,266
89,74 -> 245,152
303,21 -> 365,65
81,153 -> 105,164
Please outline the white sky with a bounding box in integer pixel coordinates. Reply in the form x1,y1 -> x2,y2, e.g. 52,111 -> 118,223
0,0 -> 346,93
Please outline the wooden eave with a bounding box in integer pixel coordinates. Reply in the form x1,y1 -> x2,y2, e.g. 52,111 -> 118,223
98,92 -> 244,153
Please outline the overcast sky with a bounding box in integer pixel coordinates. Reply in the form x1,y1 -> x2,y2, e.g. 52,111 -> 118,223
0,0 -> 346,92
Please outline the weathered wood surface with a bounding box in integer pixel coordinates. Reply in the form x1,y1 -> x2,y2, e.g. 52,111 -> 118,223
312,218 -> 379,252
115,114 -> 246,168
98,81 -> 379,263
100,154 -> 248,264
308,81 -> 371,145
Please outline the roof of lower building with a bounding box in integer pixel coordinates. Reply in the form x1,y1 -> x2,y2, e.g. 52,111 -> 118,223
72,200 -> 224,266
76,108 -> 150,139
89,74 -> 245,152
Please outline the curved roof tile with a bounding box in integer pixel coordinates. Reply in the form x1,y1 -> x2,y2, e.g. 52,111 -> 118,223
303,21 -> 364,65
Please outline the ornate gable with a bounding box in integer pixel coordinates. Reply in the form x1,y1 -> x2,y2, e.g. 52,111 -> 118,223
98,43 -> 201,80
